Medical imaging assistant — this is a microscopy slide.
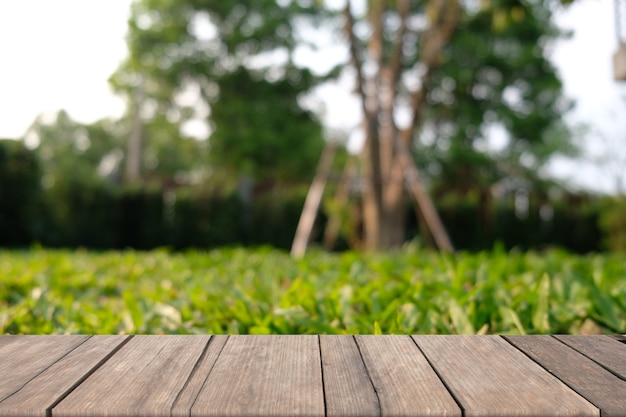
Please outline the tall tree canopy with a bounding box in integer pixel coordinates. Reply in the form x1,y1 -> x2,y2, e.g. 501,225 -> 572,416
110,0 -> 335,182
108,0 -> 576,250
421,0 -> 575,194
339,0 -> 574,250
23,110 -> 203,187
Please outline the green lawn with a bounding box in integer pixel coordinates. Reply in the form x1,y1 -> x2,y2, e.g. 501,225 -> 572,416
1,247 -> 624,335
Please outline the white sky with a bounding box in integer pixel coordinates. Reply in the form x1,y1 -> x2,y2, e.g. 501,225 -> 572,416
0,1 -> 131,137
0,0 -> 624,193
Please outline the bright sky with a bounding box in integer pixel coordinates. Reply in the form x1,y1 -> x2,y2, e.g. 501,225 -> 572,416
0,0 -> 624,193
0,0 -> 131,137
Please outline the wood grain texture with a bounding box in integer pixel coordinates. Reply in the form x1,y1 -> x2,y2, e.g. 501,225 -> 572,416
320,335 -> 379,417
171,335 -> 228,417
356,335 -> 460,417
506,335 -> 626,417
413,335 -> 599,417
0,336 -> 89,403
52,335 -> 210,417
608,334 -> 626,343
556,335 -> 626,379
0,336 -> 128,417
191,335 -> 324,417
0,335 -> 15,350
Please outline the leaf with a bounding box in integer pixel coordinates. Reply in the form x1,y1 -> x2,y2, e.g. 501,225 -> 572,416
587,272 -> 621,332
373,321 -> 382,335
532,273 -> 551,334
499,307 -> 526,335
122,290 -> 144,333
2,248 -> 624,335
153,303 -> 182,331
449,299 -> 474,335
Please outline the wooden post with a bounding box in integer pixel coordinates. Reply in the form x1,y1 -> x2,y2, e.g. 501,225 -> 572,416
291,143 -> 336,258
614,43 -> 626,81
399,147 -> 454,252
125,81 -> 143,184
323,158 -> 356,250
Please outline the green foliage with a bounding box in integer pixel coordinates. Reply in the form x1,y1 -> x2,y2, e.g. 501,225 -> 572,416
23,109 -> 207,187
209,68 -> 324,181
25,111 -> 121,186
1,247 -> 624,335
0,140 -> 41,246
0,161 -> 607,253
421,0 -> 575,192
111,0 -> 331,182
598,196 -> 626,252
249,187 -> 309,249
39,177 -> 117,248
116,186 -> 169,249
433,192 -> 601,253
170,187 -> 242,248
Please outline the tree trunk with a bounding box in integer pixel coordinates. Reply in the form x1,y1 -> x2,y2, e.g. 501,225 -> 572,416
125,83 -> 143,184
344,0 -> 458,251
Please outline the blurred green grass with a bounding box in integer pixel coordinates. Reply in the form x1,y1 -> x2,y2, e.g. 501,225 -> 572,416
1,246 -> 624,335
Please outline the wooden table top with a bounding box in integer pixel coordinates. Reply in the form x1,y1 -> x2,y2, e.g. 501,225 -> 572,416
0,334 -> 625,417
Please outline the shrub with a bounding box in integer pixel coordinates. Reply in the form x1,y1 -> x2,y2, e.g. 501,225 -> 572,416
0,140 -> 41,246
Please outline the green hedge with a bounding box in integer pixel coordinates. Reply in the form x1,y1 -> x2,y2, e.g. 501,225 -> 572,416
38,177 -> 117,248
27,183 -> 308,250
0,140 -> 41,246
0,144 -> 614,252
116,186 -> 168,249
435,197 -> 601,253
169,189 -> 242,249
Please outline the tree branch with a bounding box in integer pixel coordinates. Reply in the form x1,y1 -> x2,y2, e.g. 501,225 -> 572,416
343,0 -> 369,119
400,0 -> 460,146
389,0 -> 410,89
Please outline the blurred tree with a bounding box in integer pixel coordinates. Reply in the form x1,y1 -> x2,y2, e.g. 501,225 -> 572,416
110,0 -> 335,184
24,111 -> 116,187
108,0 -> 575,251
21,112 -> 119,245
342,0 -> 575,250
23,110 -> 205,187
421,0 -> 576,195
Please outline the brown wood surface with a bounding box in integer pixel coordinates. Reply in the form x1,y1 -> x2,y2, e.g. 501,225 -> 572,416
320,335 -> 379,417
356,335 -> 461,417
190,335 -> 324,417
171,335 -> 228,417
0,334 -> 15,350
52,335 -> 210,417
0,336 -> 89,403
413,335 -> 599,417
0,335 -> 624,417
0,336 -> 128,417
506,335 -> 626,417
556,335 -> 626,379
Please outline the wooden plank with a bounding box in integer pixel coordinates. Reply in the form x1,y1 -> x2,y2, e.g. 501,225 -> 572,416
556,335 -> 626,379
609,334 -> 626,343
0,336 -> 89,402
356,335 -> 460,417
320,335 -> 379,417
191,335 -> 324,417
507,335 -> 626,417
413,335 -> 599,417
171,335 -> 228,417
0,336 -> 128,417
52,335 -> 210,417
0,335 -> 15,350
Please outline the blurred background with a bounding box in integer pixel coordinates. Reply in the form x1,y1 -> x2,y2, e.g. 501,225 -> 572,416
1,0 -> 625,253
